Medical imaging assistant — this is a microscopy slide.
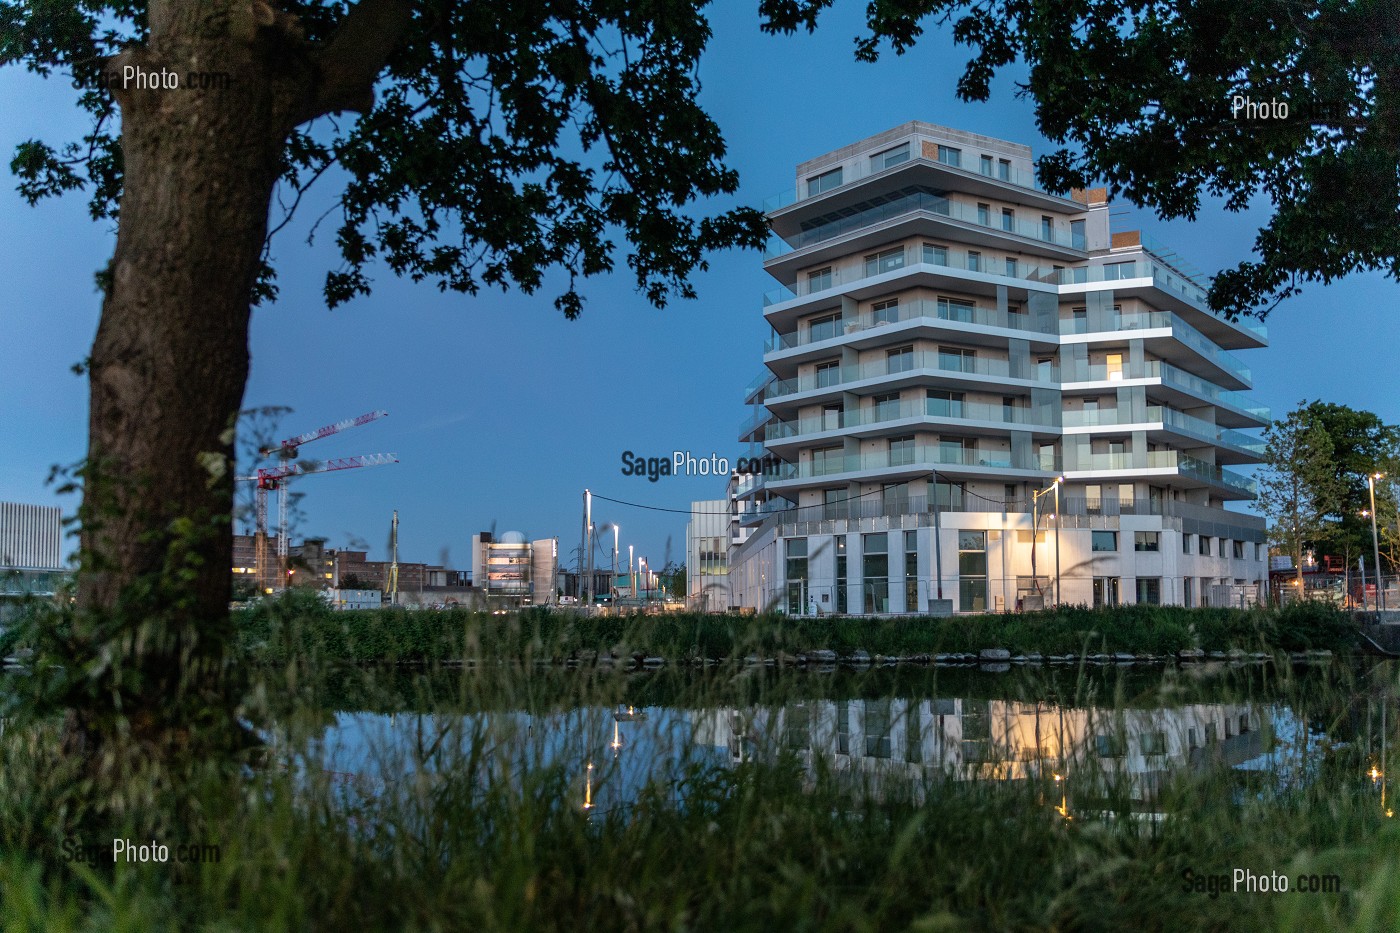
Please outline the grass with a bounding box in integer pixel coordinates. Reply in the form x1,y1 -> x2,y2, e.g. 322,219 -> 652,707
0,651 -> 1397,931
234,592 -> 1356,666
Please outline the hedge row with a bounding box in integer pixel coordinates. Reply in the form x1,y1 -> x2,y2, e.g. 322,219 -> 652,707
235,592 -> 1355,664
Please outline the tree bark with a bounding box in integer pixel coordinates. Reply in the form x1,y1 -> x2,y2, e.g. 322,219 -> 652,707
73,4 -> 308,752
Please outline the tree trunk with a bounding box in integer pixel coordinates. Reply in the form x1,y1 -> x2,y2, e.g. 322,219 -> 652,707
72,5 -> 306,755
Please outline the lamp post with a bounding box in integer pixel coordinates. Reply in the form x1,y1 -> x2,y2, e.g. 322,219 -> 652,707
1368,473 -> 1385,612
1031,477 -> 1064,606
612,524 -> 620,602
629,544 -> 635,603
930,469 -> 944,604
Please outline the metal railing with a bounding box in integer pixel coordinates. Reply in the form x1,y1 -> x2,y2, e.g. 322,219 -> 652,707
766,351 -> 1057,401
767,398 -> 1058,441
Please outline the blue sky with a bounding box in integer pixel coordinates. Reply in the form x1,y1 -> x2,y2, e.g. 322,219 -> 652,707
2,6 -> 1397,573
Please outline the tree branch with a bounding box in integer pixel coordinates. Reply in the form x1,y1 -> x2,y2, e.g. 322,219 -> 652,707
296,0 -> 418,126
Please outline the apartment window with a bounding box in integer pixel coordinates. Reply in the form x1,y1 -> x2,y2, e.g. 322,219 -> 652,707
837,700 -> 850,754
814,358 -> 841,387
1104,260 -> 1137,281
807,266 -> 833,293
808,312 -> 841,343
1085,483 -> 1102,512
938,297 -> 975,322
1093,577 -> 1120,608
1233,540 -> 1245,559
1199,536 -> 1212,556
1004,483 -> 1019,510
977,203 -> 991,226
863,533 -> 889,613
871,143 -> 910,171
967,250 -> 982,272
1136,577 -> 1162,605
927,388 -> 965,417
1002,395 -> 1020,422
1005,257 -> 1018,277
871,298 -> 900,325
823,487 -> 845,520
1040,216 -> 1053,240
904,530 -> 919,613
979,154 -> 994,175
958,531 -> 988,612
939,436 -> 975,466
1105,352 -> 1124,381
872,392 -> 901,420
997,158 -> 1011,180
821,403 -> 842,431
1070,219 -> 1086,250
886,345 -> 914,373
1183,533 -> 1193,554
1092,531 -> 1118,552
937,145 -> 961,167
1071,308 -> 1087,333
938,346 -> 976,372
811,446 -> 844,475
785,537 -> 808,614
1001,207 -> 1015,232
1140,732 -> 1167,756
806,167 -> 843,197
1183,577 -> 1195,607
1134,531 -> 1160,552
922,243 -> 949,265
864,247 -> 905,277
888,435 -> 916,466
933,480 -> 965,511
836,536 -> 847,613
883,482 -> 910,512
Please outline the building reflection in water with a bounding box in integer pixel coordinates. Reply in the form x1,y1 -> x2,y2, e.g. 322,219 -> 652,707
689,697 -> 1275,815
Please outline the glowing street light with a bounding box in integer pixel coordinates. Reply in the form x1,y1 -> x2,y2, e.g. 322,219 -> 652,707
1367,473 -> 1386,612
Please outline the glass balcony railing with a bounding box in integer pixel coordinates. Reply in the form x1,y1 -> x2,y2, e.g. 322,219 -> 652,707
1067,449 -> 1258,496
773,445 -> 1059,482
1058,310 -> 1251,385
765,298 -> 1055,353
1056,259 -> 1267,340
760,145 -> 1051,213
1058,359 -> 1268,422
737,408 -> 770,439
765,351 -> 1058,401
764,189 -> 1080,260
1061,406 -> 1265,456
766,398 -> 1059,441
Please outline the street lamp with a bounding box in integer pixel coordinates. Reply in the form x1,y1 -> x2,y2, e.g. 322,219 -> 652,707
612,524 -> 620,602
1031,477 -> 1064,606
1368,473 -> 1385,612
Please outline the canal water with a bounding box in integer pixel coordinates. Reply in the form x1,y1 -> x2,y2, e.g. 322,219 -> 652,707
276,660 -> 1399,820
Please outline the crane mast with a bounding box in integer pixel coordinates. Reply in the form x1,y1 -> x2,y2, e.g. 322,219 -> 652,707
237,410 -> 395,593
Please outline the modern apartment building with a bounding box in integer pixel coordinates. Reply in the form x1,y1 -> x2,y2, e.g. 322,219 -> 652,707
729,122 -> 1269,615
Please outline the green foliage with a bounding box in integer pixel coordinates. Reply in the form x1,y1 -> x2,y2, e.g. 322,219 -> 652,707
1260,403 -> 1347,578
235,596 -> 1356,665
760,0 -> 1400,317
1,0 -> 768,315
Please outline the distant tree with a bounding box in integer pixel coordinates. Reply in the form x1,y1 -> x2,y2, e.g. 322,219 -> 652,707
1257,404 -> 1344,590
1301,401 -> 1400,566
660,561 -> 686,600
763,0 -> 1400,318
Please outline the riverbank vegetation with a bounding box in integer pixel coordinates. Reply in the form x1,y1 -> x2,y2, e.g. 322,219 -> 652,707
234,593 -> 1355,666
0,655 -> 1395,931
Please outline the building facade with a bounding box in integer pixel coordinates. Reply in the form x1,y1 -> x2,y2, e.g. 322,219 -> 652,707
0,502 -> 67,619
686,499 -> 732,611
471,532 -> 559,607
730,122 -> 1269,615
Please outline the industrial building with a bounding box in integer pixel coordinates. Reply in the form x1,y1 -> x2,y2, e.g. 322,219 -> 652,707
470,531 -> 559,607
727,122 -> 1269,615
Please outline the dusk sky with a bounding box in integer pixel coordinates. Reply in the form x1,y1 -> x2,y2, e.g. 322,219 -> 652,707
3,5 -> 1397,574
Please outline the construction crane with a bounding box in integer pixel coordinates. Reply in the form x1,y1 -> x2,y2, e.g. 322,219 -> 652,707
237,409 -> 394,592
387,510 -> 400,604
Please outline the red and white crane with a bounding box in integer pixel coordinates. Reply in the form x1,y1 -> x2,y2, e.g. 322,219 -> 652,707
238,409 -> 395,591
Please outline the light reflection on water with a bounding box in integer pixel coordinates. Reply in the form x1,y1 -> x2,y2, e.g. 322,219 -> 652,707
284,667 -> 1385,820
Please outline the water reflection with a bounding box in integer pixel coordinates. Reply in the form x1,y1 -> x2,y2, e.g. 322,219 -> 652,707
289,667 -> 1394,822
